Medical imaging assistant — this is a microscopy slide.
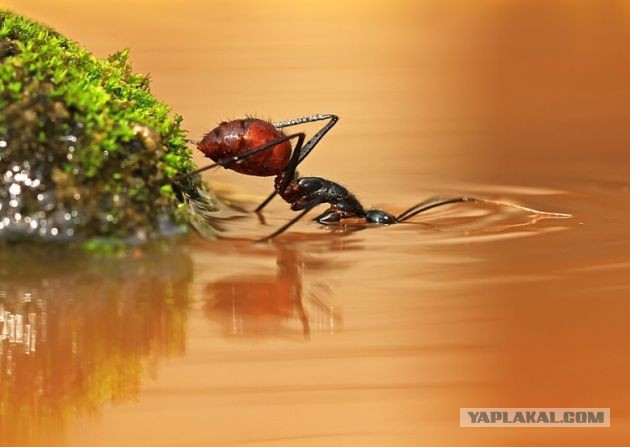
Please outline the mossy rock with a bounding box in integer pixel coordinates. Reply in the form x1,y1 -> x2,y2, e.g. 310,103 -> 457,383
0,10 -> 204,247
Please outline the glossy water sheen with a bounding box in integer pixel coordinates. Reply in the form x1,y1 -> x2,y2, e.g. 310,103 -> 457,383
2,1 -> 630,446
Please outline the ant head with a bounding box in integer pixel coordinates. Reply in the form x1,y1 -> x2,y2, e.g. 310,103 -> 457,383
365,209 -> 397,225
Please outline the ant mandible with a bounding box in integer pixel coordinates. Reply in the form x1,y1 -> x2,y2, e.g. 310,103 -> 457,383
175,114 -> 476,241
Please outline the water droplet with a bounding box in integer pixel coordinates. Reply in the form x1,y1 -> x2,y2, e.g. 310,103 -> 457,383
0,140 -> 7,148
64,213 -> 71,221
50,228 -> 59,236
9,183 -> 20,195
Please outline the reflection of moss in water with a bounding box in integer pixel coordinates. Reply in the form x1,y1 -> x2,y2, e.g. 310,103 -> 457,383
0,10 -> 202,245
0,247 -> 192,446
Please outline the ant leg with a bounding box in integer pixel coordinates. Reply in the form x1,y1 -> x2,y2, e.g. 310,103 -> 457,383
295,297 -> 311,339
170,133 -> 305,184
257,204 -> 321,243
313,210 -> 344,225
274,114 -> 339,164
255,114 -> 339,213
397,196 -> 478,222
274,116 -> 338,197
254,190 -> 278,213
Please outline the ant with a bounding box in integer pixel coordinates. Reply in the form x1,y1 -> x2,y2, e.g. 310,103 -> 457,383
174,114 -> 562,241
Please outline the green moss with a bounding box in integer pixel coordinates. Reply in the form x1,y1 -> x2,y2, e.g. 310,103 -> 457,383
0,10 -> 203,246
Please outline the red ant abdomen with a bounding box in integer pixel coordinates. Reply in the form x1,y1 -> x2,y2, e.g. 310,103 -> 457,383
197,118 -> 291,176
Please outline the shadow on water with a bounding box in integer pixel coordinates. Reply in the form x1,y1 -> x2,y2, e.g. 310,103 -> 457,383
0,246 -> 192,447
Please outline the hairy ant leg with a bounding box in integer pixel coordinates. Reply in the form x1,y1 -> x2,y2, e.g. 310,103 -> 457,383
256,204 -> 320,243
255,114 -> 339,213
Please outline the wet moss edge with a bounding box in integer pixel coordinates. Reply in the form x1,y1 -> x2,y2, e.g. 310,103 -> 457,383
0,10 -> 203,250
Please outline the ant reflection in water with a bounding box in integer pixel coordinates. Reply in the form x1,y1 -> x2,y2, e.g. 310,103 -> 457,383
204,237 -> 345,340
176,114 -> 571,241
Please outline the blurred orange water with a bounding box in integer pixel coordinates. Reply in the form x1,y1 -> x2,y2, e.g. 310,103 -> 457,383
2,1 -> 630,446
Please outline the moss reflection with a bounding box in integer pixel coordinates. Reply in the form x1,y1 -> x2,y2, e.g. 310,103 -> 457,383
0,246 -> 192,446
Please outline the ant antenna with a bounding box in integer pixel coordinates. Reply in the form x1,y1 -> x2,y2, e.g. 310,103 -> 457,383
397,196 -> 572,223
397,196 -> 477,223
396,196 -> 440,221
